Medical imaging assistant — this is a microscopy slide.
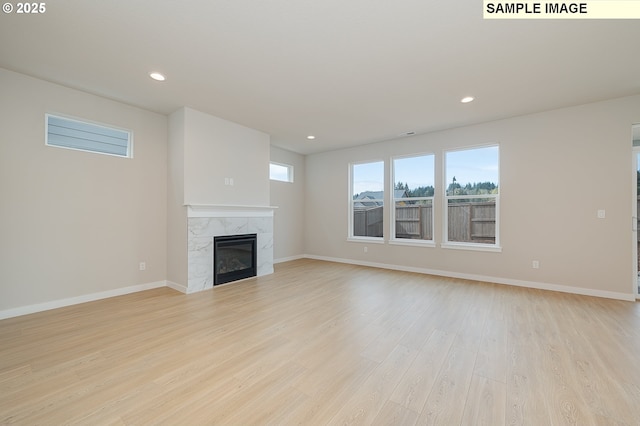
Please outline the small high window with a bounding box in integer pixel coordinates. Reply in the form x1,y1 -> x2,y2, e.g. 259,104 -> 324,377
269,162 -> 294,182
46,114 -> 132,158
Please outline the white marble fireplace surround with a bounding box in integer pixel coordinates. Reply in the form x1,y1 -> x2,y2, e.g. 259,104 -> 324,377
187,205 -> 276,293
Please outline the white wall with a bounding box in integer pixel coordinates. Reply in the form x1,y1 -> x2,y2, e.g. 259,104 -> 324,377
0,68 -> 168,312
183,107 -> 270,206
305,95 -> 640,300
167,109 -> 188,288
270,146 -> 305,261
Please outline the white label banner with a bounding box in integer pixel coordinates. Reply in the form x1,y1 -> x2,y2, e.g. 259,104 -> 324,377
483,1 -> 640,19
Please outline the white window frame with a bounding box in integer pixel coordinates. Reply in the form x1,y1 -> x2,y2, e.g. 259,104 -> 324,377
269,161 -> 294,183
45,113 -> 132,158
442,144 -> 501,252
348,160 -> 385,242
390,153 -> 435,247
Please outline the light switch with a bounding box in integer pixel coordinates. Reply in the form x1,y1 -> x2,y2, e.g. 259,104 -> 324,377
597,209 -> 606,219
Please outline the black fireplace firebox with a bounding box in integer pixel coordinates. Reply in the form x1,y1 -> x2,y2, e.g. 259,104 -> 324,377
213,234 -> 257,285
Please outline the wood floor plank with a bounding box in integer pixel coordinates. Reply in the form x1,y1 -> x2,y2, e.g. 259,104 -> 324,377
416,338 -> 476,425
164,361 -> 308,425
454,304 -> 488,352
287,356 -> 379,424
460,375 -> 506,426
0,364 -> 31,385
372,400 -> 419,426
389,329 -> 455,413
0,259 -> 638,424
327,344 -> 418,425
505,290 -> 554,425
474,317 -> 507,383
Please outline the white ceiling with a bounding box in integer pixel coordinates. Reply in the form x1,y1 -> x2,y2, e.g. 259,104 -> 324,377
1,0 -> 639,154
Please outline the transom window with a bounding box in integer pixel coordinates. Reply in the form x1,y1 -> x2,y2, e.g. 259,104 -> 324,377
269,162 -> 294,182
46,114 -> 132,158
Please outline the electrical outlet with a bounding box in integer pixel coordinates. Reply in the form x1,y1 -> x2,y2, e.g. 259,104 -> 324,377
139,262 -> 146,271
364,246 -> 368,253
532,260 -> 539,269
597,209 -> 606,219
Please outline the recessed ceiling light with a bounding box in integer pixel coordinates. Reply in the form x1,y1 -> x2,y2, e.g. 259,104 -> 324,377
461,96 -> 475,103
149,72 -> 166,81
307,135 -> 316,140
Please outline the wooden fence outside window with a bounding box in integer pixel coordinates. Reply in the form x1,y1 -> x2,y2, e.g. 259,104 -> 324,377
353,201 -> 496,242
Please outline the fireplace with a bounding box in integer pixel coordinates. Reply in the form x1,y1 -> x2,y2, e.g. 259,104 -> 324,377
185,205 -> 274,294
214,234 -> 257,285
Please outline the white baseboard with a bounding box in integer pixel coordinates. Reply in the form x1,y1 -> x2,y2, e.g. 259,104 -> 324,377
274,254 -> 306,264
2,256 -> 633,320
166,280 -> 188,294
304,254 -> 636,302
0,281 -> 168,320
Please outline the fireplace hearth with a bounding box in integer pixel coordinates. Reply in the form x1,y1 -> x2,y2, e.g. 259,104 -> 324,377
214,234 -> 257,285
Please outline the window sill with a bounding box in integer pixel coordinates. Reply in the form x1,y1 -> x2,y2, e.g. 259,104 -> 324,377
389,239 -> 436,248
347,236 -> 385,244
440,242 -> 502,253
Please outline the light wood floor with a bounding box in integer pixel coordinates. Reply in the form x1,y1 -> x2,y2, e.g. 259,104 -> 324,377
1,259 -> 640,425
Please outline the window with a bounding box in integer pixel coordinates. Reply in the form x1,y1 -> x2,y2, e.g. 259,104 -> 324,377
391,154 -> 435,243
444,145 -> 499,248
46,114 -> 132,157
269,162 -> 294,182
350,160 -> 384,239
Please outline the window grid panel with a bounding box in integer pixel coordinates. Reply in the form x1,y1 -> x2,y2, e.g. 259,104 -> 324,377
46,114 -> 131,157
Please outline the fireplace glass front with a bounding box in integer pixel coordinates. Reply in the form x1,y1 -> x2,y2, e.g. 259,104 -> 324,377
213,234 -> 257,285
